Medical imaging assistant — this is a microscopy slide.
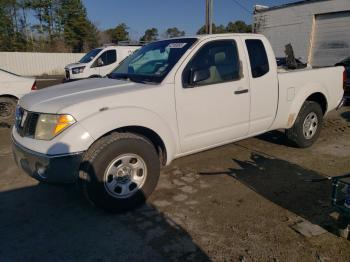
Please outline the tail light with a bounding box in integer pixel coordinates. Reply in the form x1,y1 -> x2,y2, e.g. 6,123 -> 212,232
344,69 -> 347,91
31,81 -> 37,91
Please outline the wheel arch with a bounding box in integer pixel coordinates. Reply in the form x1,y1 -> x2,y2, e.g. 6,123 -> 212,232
99,125 -> 168,166
0,94 -> 19,100
287,89 -> 329,128
73,106 -> 178,165
305,92 -> 327,115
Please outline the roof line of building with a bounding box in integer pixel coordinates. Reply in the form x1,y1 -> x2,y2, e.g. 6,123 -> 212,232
254,0 -> 329,13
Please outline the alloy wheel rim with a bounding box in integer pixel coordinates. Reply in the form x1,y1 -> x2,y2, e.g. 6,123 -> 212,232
302,112 -> 318,139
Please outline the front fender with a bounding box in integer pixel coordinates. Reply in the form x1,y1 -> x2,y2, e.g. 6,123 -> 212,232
78,106 -> 178,164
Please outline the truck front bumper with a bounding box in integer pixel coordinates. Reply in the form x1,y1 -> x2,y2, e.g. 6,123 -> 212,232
12,138 -> 83,184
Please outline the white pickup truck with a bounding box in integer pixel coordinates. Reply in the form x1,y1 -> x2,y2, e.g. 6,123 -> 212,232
12,34 -> 346,212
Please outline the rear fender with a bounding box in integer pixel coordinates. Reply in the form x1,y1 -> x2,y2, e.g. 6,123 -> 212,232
287,84 -> 329,128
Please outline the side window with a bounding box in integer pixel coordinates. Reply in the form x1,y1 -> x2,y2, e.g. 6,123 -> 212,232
182,40 -> 240,87
100,50 -> 117,66
245,39 -> 269,78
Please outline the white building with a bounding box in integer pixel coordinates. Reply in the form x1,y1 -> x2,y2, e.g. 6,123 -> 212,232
253,0 -> 350,67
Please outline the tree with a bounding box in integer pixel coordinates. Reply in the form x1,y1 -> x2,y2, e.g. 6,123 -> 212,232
197,23 -> 226,34
196,24 -> 207,35
226,20 -> 252,33
215,24 -> 226,34
0,0 -> 99,52
106,23 -> 129,43
59,0 -> 99,52
0,0 -> 15,51
0,0 -> 29,51
140,28 -> 158,42
164,27 -> 185,38
197,20 -> 252,35
30,0 -> 62,50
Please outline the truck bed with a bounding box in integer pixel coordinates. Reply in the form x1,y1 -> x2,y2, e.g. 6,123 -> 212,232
271,66 -> 344,130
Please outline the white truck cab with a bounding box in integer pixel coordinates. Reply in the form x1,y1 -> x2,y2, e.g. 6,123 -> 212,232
64,45 -> 140,81
13,34 -> 346,212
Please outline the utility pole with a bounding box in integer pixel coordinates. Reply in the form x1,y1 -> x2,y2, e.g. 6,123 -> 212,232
205,0 -> 213,34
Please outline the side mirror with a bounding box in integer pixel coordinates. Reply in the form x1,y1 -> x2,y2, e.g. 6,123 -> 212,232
190,68 -> 210,86
97,58 -> 104,67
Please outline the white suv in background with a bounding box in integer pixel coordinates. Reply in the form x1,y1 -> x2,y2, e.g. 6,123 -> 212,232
64,45 -> 140,81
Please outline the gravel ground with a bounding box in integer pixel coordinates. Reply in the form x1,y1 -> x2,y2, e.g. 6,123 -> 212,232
0,78 -> 350,261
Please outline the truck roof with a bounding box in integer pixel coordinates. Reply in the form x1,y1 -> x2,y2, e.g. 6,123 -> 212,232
162,33 -> 265,41
96,34 -> 265,48
95,45 -> 140,50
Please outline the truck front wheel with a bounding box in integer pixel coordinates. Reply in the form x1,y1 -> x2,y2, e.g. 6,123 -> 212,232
79,132 -> 160,212
286,101 -> 323,148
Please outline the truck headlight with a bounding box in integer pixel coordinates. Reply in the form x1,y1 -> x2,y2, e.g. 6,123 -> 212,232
35,114 -> 76,140
72,66 -> 85,74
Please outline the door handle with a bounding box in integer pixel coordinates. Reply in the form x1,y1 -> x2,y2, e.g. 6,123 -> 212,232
234,89 -> 249,95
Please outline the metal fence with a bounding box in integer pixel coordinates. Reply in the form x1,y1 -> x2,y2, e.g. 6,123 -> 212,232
0,52 -> 85,76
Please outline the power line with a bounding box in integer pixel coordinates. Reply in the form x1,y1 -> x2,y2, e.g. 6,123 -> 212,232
230,0 -> 251,14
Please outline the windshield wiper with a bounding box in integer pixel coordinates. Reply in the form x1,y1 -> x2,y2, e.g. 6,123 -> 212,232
108,73 -> 157,84
128,76 -> 157,85
108,73 -> 130,81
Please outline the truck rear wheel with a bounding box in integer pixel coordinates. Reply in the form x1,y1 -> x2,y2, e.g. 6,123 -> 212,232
0,97 -> 17,127
79,132 -> 160,212
286,101 -> 323,148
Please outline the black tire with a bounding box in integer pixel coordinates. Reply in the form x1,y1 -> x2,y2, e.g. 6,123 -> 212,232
0,97 -> 17,127
79,132 -> 160,212
286,101 -> 323,148
88,75 -> 102,78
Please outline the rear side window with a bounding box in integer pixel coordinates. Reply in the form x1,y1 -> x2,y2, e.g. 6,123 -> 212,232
245,39 -> 269,78
100,50 -> 117,66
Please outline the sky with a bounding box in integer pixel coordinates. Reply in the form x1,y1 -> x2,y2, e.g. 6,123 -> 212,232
83,0 -> 301,39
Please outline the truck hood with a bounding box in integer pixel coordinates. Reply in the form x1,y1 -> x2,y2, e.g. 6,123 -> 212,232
19,78 -> 151,115
65,62 -> 88,69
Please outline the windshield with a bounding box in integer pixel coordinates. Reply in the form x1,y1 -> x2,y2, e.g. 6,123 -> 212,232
79,48 -> 102,63
109,38 -> 197,84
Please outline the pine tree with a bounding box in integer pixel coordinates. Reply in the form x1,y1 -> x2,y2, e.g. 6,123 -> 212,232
164,27 -> 185,38
106,23 -> 129,43
59,0 -> 99,52
140,28 -> 158,42
0,0 -> 28,51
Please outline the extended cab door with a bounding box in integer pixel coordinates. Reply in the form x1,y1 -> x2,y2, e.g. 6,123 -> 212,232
241,36 -> 278,135
174,37 -> 250,153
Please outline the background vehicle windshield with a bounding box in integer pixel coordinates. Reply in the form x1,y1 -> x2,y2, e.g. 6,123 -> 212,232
109,38 -> 197,83
79,48 -> 102,63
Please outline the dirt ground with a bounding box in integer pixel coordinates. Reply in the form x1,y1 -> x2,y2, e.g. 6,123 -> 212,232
0,78 -> 350,261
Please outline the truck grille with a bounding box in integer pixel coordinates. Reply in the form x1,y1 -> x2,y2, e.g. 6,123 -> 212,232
15,107 -> 39,138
